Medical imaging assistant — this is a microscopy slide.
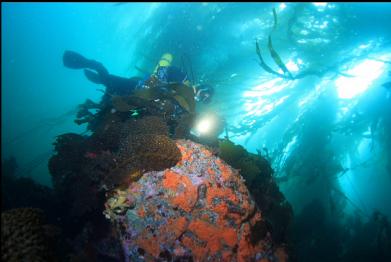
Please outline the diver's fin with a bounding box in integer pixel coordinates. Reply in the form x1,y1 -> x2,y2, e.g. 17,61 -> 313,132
63,50 -> 109,77
84,69 -> 103,85
63,50 -> 91,69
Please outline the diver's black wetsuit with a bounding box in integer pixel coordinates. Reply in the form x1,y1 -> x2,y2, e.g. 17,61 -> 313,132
63,50 -> 192,119
63,50 -> 214,137
63,50 -> 143,98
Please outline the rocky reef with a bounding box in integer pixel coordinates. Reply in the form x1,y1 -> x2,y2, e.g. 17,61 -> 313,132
104,139 -> 287,262
3,74 -> 292,261
1,208 -> 61,262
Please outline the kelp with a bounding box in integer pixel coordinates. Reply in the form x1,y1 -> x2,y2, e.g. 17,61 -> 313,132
268,36 -> 294,80
255,8 -> 294,80
256,7 -> 377,81
272,8 -> 278,31
255,40 -> 285,78
171,83 -> 196,113
132,83 -> 195,113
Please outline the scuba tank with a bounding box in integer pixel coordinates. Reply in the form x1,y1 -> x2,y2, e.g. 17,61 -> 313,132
153,53 -> 173,73
133,52 -> 196,114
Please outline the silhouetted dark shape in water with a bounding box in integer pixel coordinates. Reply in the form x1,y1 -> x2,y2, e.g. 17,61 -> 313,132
63,50 -> 141,97
63,50 -> 215,104
1,157 -> 61,223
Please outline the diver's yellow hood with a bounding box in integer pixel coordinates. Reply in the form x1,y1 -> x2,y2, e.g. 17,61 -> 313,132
154,53 -> 173,73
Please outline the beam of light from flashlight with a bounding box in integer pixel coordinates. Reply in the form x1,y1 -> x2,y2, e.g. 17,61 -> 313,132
192,111 -> 224,137
195,116 -> 215,135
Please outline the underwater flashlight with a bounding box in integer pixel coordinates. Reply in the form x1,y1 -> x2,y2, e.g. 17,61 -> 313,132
192,112 -> 224,138
195,115 -> 215,136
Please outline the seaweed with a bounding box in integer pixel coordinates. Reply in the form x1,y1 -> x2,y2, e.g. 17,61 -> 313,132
218,139 -> 292,244
255,8 -> 294,80
268,36 -> 294,79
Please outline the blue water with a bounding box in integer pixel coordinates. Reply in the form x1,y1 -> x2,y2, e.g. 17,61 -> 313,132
2,3 -> 391,259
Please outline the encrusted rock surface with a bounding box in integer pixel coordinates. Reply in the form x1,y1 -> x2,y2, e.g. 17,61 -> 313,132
104,139 -> 287,262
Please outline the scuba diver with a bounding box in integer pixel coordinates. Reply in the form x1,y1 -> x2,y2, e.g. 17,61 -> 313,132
62,50 -> 214,104
63,50 -> 215,137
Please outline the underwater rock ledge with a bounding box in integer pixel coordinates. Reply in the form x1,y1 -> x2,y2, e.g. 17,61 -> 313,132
104,139 -> 287,262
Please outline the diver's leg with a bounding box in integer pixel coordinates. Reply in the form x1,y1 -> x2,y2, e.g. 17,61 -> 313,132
84,69 -> 104,85
63,50 -> 141,93
63,50 -> 109,77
